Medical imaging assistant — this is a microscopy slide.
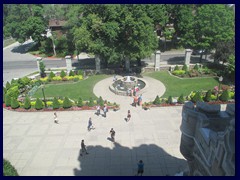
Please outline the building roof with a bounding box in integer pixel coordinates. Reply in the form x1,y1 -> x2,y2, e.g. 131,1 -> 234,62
48,19 -> 66,27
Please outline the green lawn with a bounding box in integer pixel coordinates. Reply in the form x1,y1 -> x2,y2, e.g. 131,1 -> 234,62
144,71 -> 219,98
3,38 -> 16,48
32,74 -> 110,101
3,159 -> 19,176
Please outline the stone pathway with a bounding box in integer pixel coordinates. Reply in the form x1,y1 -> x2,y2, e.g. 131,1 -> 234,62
3,76 -> 188,176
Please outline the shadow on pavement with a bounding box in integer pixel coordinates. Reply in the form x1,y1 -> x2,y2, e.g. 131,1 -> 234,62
73,142 -> 188,176
11,42 -> 36,54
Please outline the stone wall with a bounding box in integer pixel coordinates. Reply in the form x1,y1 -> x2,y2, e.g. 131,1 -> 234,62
180,102 -> 235,176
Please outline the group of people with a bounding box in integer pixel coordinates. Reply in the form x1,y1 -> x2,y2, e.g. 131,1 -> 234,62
132,94 -> 143,107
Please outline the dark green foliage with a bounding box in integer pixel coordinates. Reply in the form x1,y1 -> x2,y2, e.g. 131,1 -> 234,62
78,70 -> 84,76
153,95 -> 161,105
177,94 -> 185,104
3,86 -> 7,94
193,64 -> 199,70
52,97 -> 60,109
5,94 -> 11,107
204,90 -> 212,102
35,98 -> 43,110
18,77 -> 30,87
191,91 -> 203,103
77,97 -> 83,107
69,70 -> 75,76
88,97 -> 94,107
219,90 -> 229,102
174,65 -> 180,71
6,81 -> 11,90
39,61 -> 46,78
6,86 -> 19,98
167,96 -> 173,104
60,70 -> 66,78
63,97 -> 72,109
3,92 -> 5,103
97,96 -> 104,106
3,159 -> 19,176
48,71 -> 55,79
23,96 -> 31,109
11,98 -> 20,109
182,64 -> 188,72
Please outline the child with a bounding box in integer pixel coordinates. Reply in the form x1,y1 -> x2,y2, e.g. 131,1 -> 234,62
127,110 -> 131,121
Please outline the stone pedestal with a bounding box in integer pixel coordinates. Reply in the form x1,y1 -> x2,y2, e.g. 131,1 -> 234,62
125,58 -> 130,72
155,50 -> 161,71
36,57 -> 42,73
65,55 -> 72,73
95,55 -> 101,73
185,49 -> 192,65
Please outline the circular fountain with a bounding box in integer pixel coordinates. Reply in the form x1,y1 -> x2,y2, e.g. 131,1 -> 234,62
110,76 -> 146,96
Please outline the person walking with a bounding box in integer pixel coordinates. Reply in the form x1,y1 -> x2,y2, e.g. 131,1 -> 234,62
87,117 -> 93,131
80,140 -> 89,156
110,128 -> 116,142
54,112 -> 59,124
127,110 -> 131,121
137,160 -> 144,176
103,105 -> 108,118
96,105 -> 101,116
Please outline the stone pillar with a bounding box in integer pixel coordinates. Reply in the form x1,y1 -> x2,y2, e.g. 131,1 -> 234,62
36,57 -> 42,73
125,58 -> 130,72
185,49 -> 192,65
65,55 -> 72,73
95,54 -> 101,73
155,50 -> 161,71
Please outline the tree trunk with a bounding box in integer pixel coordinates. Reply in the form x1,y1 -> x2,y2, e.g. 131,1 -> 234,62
137,58 -> 141,67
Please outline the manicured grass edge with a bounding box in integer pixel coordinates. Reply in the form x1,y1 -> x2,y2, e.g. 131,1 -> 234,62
3,159 -> 19,176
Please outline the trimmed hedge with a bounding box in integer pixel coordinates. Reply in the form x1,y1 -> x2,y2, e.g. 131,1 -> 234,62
3,159 -> 19,176
5,94 -> 11,107
11,98 -> 20,109
63,97 -> 72,109
177,94 -> 185,104
53,97 -> 60,109
153,95 -> 161,105
204,90 -> 212,102
167,96 -> 173,104
88,97 -> 94,107
60,70 -> 66,78
191,91 -> 203,103
35,98 -> 43,110
24,96 -> 31,109
77,97 -> 83,107
219,90 -> 229,102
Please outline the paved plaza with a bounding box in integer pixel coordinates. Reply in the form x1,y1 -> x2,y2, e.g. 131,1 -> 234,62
3,75 -> 188,176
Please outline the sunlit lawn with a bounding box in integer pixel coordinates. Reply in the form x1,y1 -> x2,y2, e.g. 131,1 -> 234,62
144,71 -> 219,98
32,74 -> 110,101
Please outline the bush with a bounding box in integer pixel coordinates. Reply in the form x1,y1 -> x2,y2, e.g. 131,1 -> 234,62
6,81 -> 11,90
18,77 -> 30,87
48,71 -> 55,79
46,101 -> 53,106
3,159 -> 19,176
52,97 -> 60,109
69,70 -> 75,76
167,96 -> 173,104
3,86 -> 7,94
77,97 -> 83,107
62,77 -> 68,81
30,101 -> 36,106
188,69 -> 199,77
23,96 -> 31,109
63,97 -> 72,109
182,64 -> 188,72
11,98 -> 20,109
153,95 -> 161,105
172,70 -> 186,76
40,77 -> 48,83
229,91 -> 235,99
174,65 -> 180,71
39,61 -> 46,77
191,91 -> 203,103
97,96 -> 104,106
3,92 -> 5,103
7,86 -> 19,99
35,98 -> 43,110
78,70 -> 84,76
193,64 -> 199,70
204,90 -> 212,102
52,76 -> 62,81
219,90 -> 229,102
88,97 -> 94,107
60,70 -> 66,78
210,94 -> 217,101
177,94 -> 185,104
5,94 -> 11,107
73,77 -> 79,82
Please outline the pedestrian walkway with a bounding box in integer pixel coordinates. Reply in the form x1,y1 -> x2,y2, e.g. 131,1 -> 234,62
3,76 -> 188,176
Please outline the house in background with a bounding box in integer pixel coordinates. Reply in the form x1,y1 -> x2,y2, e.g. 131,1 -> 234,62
48,19 -> 67,37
